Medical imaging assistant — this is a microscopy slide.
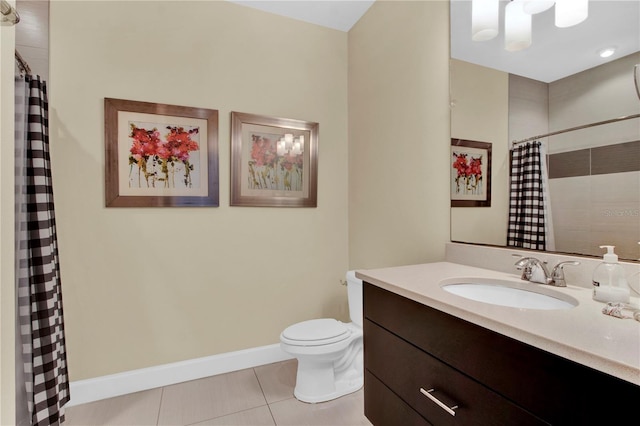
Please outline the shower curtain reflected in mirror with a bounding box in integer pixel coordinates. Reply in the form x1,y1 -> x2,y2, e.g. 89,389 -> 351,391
15,75 -> 70,426
507,140 -> 555,251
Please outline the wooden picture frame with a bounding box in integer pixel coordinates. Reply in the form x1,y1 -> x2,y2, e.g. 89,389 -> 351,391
451,138 -> 492,207
230,112 -> 318,207
104,98 -> 219,207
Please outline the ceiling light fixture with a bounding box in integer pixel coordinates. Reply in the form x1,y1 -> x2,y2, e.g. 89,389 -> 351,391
471,0 -> 590,52
472,0 -> 499,41
555,0 -> 588,28
505,1 -> 532,52
522,0 -> 555,15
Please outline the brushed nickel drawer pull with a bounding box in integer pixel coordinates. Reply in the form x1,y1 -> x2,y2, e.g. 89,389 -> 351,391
420,388 -> 458,416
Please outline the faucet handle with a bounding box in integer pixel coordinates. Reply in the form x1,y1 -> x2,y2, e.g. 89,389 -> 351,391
513,256 -> 534,268
551,261 -> 580,287
513,257 -> 551,283
513,257 -> 535,280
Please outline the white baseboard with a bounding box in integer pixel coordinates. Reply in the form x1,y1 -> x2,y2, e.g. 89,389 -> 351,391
67,343 -> 294,407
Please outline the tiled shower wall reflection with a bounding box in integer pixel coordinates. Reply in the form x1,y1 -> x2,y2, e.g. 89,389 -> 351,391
548,140 -> 640,260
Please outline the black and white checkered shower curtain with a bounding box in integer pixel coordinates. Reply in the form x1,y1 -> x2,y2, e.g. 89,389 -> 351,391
507,141 -> 547,250
16,76 -> 70,426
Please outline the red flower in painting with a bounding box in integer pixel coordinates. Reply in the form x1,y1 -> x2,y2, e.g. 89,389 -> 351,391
158,126 -> 200,162
129,125 -> 161,160
469,156 -> 482,178
250,134 -> 277,167
280,152 -> 303,171
452,152 -> 468,177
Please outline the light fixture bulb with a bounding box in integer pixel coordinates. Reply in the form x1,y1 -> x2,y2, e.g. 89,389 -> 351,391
555,0 -> 588,28
598,47 -> 616,58
522,0 -> 555,15
505,1 -> 532,52
472,0 -> 499,41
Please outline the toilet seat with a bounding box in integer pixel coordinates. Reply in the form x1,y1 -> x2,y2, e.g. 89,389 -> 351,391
281,318 -> 350,346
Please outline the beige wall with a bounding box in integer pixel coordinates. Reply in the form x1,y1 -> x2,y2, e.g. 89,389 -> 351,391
450,59 -> 509,246
3,0 -> 454,398
348,0 -> 451,269
509,74 -> 549,144
0,2 -> 17,421
49,1 -> 349,381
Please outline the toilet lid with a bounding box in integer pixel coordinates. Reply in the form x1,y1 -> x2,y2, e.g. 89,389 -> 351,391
282,318 -> 349,345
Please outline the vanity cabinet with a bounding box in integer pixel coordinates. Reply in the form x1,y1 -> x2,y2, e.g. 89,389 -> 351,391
363,282 -> 640,425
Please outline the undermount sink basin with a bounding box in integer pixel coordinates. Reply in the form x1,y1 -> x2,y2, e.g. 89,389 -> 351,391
441,279 -> 579,310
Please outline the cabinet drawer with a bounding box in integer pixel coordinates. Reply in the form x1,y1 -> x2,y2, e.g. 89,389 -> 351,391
365,370 -> 432,426
365,319 -> 546,426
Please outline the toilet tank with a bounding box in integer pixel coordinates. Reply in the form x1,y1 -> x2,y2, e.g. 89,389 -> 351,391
346,271 -> 363,327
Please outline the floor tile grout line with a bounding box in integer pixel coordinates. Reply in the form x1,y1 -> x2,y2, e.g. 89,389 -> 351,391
266,402 -> 278,426
168,367 -> 272,426
251,366 -> 270,405
182,404 -> 273,426
252,366 -> 279,425
155,386 -> 165,426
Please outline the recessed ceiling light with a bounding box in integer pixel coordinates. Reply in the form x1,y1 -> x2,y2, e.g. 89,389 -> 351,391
598,47 -> 616,58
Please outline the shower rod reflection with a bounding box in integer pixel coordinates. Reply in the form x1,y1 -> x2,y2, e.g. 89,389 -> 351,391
15,50 -> 31,75
512,113 -> 640,147
1,0 -> 20,25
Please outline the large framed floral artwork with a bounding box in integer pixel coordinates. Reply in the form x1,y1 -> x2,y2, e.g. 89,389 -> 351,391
230,112 -> 318,207
104,98 -> 219,207
451,138 -> 491,207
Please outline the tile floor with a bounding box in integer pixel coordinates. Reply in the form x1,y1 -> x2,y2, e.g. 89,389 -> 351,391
64,360 -> 373,426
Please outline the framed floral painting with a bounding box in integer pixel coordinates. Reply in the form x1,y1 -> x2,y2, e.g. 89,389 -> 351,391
451,138 -> 491,207
230,112 -> 318,207
104,98 -> 219,207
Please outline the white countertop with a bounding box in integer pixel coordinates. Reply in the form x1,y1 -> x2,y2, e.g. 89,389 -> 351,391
356,262 -> 640,386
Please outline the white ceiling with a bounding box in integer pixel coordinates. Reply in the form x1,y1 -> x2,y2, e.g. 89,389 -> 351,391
230,0 -> 640,83
226,0 -> 375,32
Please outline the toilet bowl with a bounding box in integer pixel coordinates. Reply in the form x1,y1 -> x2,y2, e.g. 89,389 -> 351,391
279,271 -> 363,403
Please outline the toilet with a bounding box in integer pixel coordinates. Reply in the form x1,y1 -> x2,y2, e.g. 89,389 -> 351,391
279,271 -> 363,403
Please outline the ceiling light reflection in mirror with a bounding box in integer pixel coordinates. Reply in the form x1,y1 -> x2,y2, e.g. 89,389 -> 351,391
472,0 -> 589,52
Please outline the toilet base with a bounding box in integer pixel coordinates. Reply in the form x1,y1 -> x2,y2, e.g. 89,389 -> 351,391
291,347 -> 363,404
294,371 -> 363,404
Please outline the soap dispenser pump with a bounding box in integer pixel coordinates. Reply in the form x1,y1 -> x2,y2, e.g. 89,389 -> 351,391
592,245 -> 630,303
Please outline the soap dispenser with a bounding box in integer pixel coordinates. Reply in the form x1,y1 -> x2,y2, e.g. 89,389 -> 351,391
592,245 -> 630,303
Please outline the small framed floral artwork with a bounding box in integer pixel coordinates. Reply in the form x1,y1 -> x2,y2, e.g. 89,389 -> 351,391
104,98 -> 219,207
230,112 -> 318,207
451,139 -> 491,207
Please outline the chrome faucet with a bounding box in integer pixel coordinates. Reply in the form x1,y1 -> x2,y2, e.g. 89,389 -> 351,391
513,256 -> 580,287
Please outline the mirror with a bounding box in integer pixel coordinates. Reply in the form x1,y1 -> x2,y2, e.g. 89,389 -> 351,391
450,0 -> 640,261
